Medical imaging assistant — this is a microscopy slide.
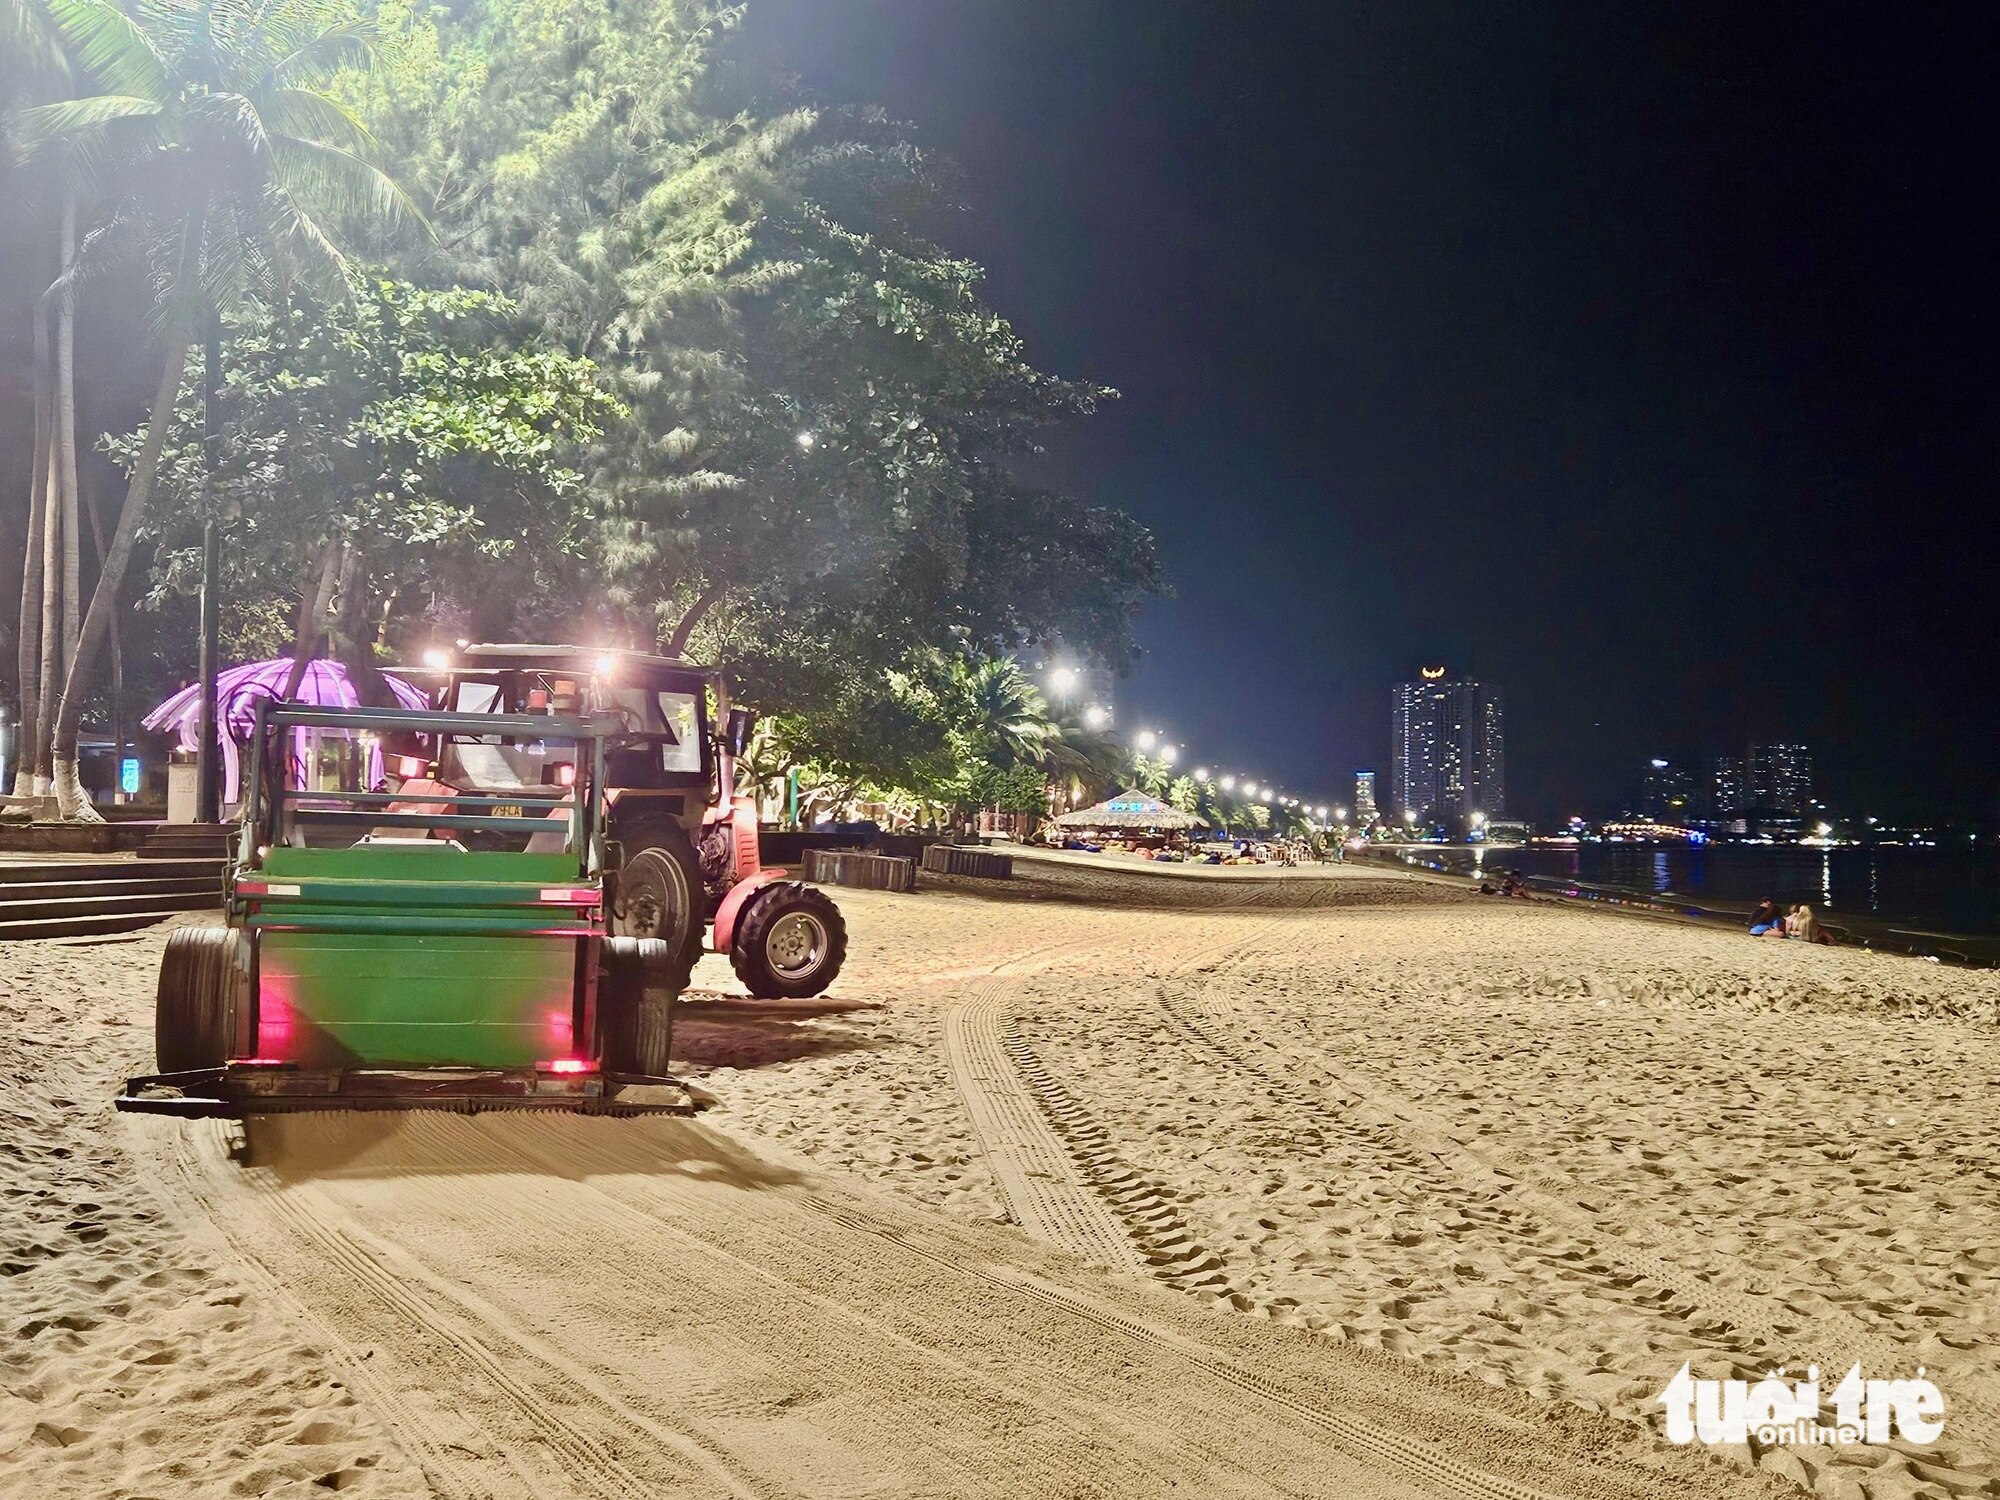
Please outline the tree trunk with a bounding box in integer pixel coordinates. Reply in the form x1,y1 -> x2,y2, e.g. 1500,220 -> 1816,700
13,297 -> 49,800
52,338 -> 193,821
326,544 -> 392,706
78,459 -> 124,801
195,322 -> 222,822
279,537 -> 344,701
664,578 -> 728,657
33,354 -> 63,788
56,197 -> 80,665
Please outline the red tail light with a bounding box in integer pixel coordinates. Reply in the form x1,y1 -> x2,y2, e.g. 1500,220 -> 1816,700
539,1058 -> 593,1075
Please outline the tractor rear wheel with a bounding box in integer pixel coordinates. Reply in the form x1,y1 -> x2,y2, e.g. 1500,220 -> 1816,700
598,935 -> 693,1078
156,926 -> 242,1074
609,811 -> 704,969
730,884 -> 847,1000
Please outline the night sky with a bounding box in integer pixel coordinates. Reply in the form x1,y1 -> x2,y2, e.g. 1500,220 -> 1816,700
741,2 -> 1998,821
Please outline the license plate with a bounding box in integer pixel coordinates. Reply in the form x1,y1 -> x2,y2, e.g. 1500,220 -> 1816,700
492,803 -> 523,818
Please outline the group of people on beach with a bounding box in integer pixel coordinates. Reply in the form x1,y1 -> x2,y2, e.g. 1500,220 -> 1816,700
1749,898 -> 1833,944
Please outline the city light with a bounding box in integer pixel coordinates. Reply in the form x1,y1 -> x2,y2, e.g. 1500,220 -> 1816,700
1220,775 -> 1236,791
1084,704 -> 1110,729
1136,729 -> 1157,751
1404,809 -> 1418,824
1260,789 -> 1273,803
1242,782 -> 1256,796
1471,811 -> 1486,826
1159,744 -> 1179,765
1194,767 -> 1210,782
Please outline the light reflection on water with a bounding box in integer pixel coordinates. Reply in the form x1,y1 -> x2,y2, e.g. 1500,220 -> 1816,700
1451,843 -> 2000,936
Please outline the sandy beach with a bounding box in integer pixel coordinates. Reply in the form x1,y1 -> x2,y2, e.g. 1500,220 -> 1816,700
5,852 -> 1996,1498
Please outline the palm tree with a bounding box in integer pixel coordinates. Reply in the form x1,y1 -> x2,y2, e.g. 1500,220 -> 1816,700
4,0 -> 80,798
949,657 -> 1060,772
10,0 -> 417,817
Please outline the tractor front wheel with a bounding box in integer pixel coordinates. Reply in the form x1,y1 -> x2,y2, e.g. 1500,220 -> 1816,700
730,884 -> 847,1000
598,936 -> 693,1078
156,926 -> 242,1074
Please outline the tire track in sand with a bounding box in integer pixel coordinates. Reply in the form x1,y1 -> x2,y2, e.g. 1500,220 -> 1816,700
161,1109 -> 1643,1500
165,1123 -> 772,1500
1157,990 -> 2000,1455
940,887 -> 1325,1283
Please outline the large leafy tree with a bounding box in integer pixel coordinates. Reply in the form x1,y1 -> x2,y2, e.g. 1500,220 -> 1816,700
121,279 -> 621,690
9,0 -> 416,815
344,0 -> 1161,705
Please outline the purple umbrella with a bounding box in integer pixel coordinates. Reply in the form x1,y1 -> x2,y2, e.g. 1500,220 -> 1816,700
143,658 -> 429,804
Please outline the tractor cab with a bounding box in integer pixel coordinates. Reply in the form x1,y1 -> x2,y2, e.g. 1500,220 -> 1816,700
414,644 -> 847,999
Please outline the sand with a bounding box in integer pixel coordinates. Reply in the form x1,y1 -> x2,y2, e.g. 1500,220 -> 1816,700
5,851 -> 1994,1498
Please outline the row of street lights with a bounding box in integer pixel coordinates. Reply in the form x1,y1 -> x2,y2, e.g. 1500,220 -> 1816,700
1046,664 -> 1349,827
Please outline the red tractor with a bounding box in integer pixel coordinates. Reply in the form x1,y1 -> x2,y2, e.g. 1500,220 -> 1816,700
415,645 -> 846,998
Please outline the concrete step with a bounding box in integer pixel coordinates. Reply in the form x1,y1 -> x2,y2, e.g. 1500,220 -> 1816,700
0,875 -> 217,903
0,857 -> 221,886
0,907 -> 211,942
138,827 -> 234,859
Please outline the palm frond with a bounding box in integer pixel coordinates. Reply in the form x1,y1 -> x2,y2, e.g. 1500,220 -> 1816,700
262,17 -> 374,91
40,0 -> 168,99
9,92 -> 164,160
268,131 -> 428,235
259,84 -> 377,157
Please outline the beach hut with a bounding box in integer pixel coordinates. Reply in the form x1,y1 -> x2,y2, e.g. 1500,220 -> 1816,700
143,658 -> 430,806
1053,789 -> 1207,833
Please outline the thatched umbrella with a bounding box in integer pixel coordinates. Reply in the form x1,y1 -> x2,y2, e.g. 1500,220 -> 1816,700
1053,788 -> 1206,831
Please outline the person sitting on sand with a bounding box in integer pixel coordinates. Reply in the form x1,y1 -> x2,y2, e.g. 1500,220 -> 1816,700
1749,898 -> 1783,937
1786,904 -> 1834,944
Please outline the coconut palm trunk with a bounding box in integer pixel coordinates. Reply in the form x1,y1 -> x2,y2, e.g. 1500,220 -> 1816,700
56,196 -> 81,664
13,295 -> 49,800
32,358 -> 63,789
51,337 -> 192,820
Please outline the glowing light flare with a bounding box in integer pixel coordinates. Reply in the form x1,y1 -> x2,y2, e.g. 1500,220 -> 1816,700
1159,745 -> 1179,765
1219,775 -> 1236,791
539,1058 -> 594,1075
1084,705 -> 1110,729
421,648 -> 450,670
1135,729 -> 1157,751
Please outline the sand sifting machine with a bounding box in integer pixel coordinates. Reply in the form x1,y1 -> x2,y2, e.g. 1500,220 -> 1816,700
117,701 -> 697,1117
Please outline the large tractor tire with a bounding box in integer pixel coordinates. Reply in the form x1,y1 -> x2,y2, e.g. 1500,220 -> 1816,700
156,926 -> 243,1074
598,935 -> 693,1078
608,810 -> 704,969
729,884 -> 847,1000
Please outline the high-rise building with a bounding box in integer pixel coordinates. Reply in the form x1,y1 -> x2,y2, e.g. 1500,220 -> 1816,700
1354,771 -> 1379,824
1707,755 -> 1749,820
1641,758 -> 1694,821
1391,669 -> 1504,824
1749,744 -> 1812,815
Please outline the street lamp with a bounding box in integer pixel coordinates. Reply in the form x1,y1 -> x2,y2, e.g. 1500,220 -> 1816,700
796,430 -> 816,450
1194,767 -> 1210,782
1159,744 -> 1179,765
1242,781 -> 1256,797
1049,665 -> 1077,700
1220,775 -> 1236,791
1136,729 -> 1157,751
1084,704 -> 1109,729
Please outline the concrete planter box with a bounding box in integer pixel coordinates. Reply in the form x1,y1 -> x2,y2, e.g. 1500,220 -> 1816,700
804,849 -> 916,892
